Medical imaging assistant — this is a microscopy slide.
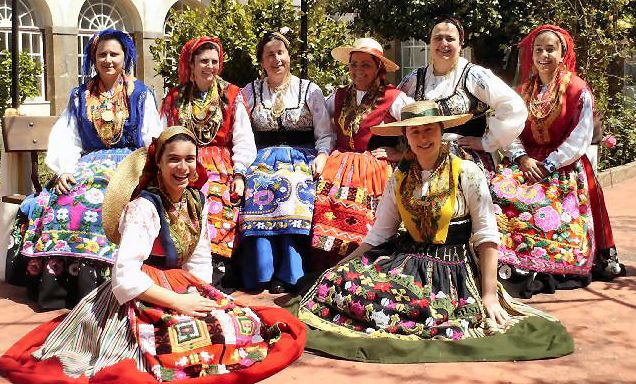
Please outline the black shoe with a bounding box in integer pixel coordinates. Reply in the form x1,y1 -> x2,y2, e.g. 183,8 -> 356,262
269,279 -> 287,294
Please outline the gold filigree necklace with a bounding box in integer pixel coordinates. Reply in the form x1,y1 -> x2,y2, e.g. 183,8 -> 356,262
267,73 -> 291,119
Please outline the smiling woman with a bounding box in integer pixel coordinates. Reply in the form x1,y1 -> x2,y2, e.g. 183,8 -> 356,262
4,28 -> 162,310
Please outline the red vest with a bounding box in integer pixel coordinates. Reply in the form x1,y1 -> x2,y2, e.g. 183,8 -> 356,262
519,74 -> 589,161
333,85 -> 401,152
160,79 -> 242,147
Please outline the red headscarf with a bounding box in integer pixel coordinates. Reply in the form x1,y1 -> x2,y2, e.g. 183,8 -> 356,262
518,25 -> 576,84
177,36 -> 224,84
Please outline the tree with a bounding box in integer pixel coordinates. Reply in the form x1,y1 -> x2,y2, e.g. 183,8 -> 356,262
151,0 -> 351,92
0,50 -> 42,118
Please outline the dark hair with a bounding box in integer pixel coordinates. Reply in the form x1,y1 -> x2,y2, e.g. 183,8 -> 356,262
534,30 -> 568,54
82,28 -> 136,76
157,133 -> 197,161
430,16 -> 465,46
348,52 -> 388,85
256,32 -> 290,62
191,42 -> 219,62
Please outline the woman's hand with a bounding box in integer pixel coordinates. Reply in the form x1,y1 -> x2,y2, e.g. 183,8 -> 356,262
334,243 -> 372,267
311,152 -> 328,178
230,175 -> 245,198
457,136 -> 484,151
517,155 -> 549,184
55,173 -> 77,195
371,146 -> 403,162
482,292 -> 510,326
171,292 -> 217,317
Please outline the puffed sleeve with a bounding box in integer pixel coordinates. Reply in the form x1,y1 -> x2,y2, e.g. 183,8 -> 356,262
460,160 -> 501,247
465,66 -> 528,152
111,197 -> 161,304
325,92 -> 336,116
45,97 -> 83,175
389,92 -> 415,121
364,174 -> 402,246
141,89 -> 163,146
544,89 -> 594,169
240,82 -> 256,111
230,93 -> 257,174
307,82 -> 334,154
182,202 -> 213,284
397,69 -> 418,98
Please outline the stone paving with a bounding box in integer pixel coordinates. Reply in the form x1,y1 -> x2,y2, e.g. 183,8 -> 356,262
0,176 -> 634,384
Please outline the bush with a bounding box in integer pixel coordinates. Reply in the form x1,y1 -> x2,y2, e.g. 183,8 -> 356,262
0,50 -> 42,118
151,0 -> 351,92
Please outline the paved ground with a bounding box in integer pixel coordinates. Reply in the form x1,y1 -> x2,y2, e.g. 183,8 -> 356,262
0,176 -> 635,384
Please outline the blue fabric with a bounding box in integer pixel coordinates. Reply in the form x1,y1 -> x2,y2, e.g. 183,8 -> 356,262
70,80 -> 149,152
241,235 -> 306,290
82,29 -> 136,76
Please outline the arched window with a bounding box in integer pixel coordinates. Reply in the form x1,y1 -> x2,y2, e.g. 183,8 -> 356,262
77,0 -> 131,84
0,0 -> 46,100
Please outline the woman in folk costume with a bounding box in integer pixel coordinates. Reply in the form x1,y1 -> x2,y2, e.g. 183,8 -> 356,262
311,37 -> 414,268
398,17 -> 527,174
239,32 -> 333,293
491,25 -> 625,298
293,101 -> 573,363
0,127 -> 305,384
5,28 -> 162,309
161,37 -> 257,278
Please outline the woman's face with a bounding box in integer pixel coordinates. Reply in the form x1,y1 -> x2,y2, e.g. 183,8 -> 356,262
405,124 -> 442,163
532,31 -> 563,79
190,48 -> 220,90
261,39 -> 290,78
158,139 -> 197,200
94,38 -> 125,79
348,52 -> 379,91
429,22 -> 462,65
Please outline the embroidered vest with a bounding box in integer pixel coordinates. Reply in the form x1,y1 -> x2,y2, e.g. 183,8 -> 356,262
414,63 -> 489,137
333,85 -> 401,152
70,79 -> 149,152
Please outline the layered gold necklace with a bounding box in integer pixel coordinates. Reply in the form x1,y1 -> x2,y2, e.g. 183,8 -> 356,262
181,79 -> 224,146
88,76 -> 129,147
338,83 -> 383,150
267,73 -> 291,119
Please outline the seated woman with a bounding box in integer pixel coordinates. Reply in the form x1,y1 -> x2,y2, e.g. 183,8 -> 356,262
240,32 -> 333,293
161,36 -> 256,281
294,101 -> 573,363
0,127 -> 305,383
311,37 -> 413,269
491,25 -> 624,298
5,28 -> 162,309
398,17 -> 527,175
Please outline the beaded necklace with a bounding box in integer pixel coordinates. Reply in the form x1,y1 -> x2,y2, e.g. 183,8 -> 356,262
180,79 -> 224,146
86,76 -> 129,147
338,83 -> 384,150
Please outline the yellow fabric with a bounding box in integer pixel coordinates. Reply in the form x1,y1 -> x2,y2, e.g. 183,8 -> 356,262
395,153 -> 462,244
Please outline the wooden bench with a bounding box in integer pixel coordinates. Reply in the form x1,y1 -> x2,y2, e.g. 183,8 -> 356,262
1,114 -> 57,204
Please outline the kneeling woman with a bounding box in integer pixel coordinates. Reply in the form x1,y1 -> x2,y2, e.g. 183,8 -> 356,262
295,102 -> 572,362
0,127 -> 304,383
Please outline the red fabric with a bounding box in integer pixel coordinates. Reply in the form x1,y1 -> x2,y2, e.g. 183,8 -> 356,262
518,24 -> 577,85
0,307 -> 305,384
333,85 -> 401,152
160,81 -> 242,149
581,155 -> 616,251
178,37 -> 225,84
518,74 -> 588,161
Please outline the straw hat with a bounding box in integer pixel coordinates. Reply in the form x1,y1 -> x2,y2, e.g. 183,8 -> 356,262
371,100 -> 473,136
102,147 -> 148,244
331,37 -> 399,72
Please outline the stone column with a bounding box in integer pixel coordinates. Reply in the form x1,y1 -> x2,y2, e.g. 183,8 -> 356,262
45,26 -> 79,115
133,31 -> 166,102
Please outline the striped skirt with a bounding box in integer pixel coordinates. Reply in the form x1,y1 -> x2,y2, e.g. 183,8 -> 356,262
0,266 -> 306,383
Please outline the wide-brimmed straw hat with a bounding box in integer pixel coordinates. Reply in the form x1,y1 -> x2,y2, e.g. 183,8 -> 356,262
332,37 -> 400,72
371,100 -> 472,136
102,147 -> 149,244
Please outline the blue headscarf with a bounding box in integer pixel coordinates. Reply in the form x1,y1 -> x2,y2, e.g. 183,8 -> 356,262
82,28 -> 136,77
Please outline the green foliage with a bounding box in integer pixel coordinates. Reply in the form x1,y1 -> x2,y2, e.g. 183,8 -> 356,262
600,98 -> 636,169
0,50 -> 42,117
151,0 -> 351,92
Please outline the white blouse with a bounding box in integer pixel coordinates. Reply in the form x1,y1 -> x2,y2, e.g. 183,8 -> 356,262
46,89 -> 162,175
365,159 -> 501,247
241,75 -> 334,154
160,92 -> 257,175
398,57 -> 527,152
111,197 -> 213,305
505,89 -> 594,169
325,89 -> 414,123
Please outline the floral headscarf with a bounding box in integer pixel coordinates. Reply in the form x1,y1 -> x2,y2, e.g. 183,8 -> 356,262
82,28 -> 136,77
518,24 -> 576,85
177,36 -> 225,84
